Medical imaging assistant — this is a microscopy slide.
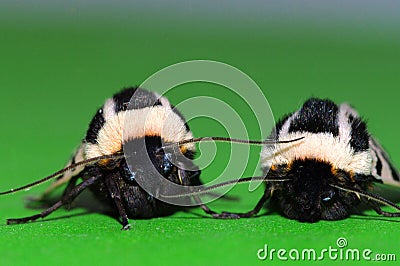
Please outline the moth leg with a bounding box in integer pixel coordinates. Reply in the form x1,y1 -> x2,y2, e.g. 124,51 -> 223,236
210,188 -> 272,219
362,196 -> 400,217
61,175 -> 80,209
105,174 -> 130,230
213,193 -> 269,219
175,169 -> 219,217
371,205 -> 400,217
192,195 -> 222,217
7,176 -> 100,225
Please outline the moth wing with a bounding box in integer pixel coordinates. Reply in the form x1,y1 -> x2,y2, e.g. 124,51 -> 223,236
340,103 -> 400,187
369,137 -> 400,187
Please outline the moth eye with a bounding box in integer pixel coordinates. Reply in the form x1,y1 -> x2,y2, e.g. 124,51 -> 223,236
321,190 -> 335,202
322,196 -> 331,202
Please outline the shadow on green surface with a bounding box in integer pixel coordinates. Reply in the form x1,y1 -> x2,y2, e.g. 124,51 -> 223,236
9,174 -> 399,229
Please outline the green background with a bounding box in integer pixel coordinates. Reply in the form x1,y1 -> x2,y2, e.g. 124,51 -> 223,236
1,2 -> 399,265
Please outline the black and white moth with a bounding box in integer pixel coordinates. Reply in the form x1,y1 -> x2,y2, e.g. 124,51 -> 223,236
1,88 -> 207,230
171,98 -> 400,222
1,87 -> 299,230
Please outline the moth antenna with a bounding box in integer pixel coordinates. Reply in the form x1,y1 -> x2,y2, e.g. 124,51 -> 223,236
329,184 -> 400,213
161,176 -> 290,198
159,136 -> 305,151
0,154 -> 124,196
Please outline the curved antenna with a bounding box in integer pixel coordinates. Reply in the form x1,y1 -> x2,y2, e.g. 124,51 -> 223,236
329,184 -> 400,213
0,153 -> 124,196
166,136 -> 304,148
158,136 -> 305,153
161,176 -> 290,198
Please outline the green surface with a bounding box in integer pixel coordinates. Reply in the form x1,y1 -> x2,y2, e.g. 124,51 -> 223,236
1,9 -> 400,266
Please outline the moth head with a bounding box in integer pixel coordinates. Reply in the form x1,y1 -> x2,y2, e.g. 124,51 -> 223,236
122,136 -> 198,187
274,159 -> 358,222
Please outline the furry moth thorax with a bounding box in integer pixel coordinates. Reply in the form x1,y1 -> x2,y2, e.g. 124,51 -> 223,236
84,88 -> 195,163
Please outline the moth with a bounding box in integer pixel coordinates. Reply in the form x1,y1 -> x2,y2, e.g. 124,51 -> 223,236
1,88 -> 210,230
170,98 -> 400,222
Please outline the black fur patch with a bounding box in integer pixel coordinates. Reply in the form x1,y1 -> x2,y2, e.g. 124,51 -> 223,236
113,87 -> 189,131
85,108 -> 106,144
349,118 -> 369,152
113,87 -> 162,112
353,174 -> 374,183
288,98 -> 339,136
